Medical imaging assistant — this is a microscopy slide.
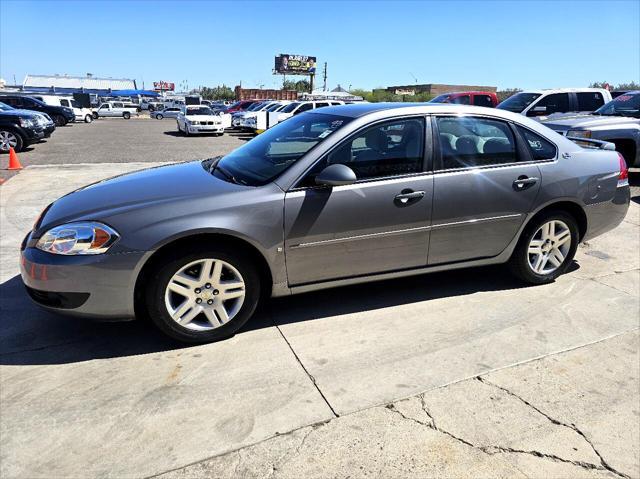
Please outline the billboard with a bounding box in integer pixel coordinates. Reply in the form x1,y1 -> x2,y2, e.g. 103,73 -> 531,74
153,81 -> 175,91
274,54 -> 317,75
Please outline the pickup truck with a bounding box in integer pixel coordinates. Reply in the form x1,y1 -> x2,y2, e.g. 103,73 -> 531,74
93,102 -> 139,120
542,91 -> 640,168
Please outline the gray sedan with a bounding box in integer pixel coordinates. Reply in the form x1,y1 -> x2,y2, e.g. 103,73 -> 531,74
153,107 -> 181,119
20,104 -> 630,343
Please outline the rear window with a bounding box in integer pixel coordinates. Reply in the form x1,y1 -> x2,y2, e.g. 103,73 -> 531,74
577,92 -> 605,111
474,95 -> 494,107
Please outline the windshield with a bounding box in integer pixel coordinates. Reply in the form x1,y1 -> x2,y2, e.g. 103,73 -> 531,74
497,93 -> 541,112
247,102 -> 265,111
185,107 -> 213,115
266,103 -> 283,112
280,102 -> 300,113
429,94 -> 452,103
594,93 -> 640,117
213,113 -> 352,186
0,102 -> 14,111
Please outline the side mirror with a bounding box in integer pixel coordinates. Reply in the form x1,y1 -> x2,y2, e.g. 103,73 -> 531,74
528,106 -> 547,117
315,164 -> 357,187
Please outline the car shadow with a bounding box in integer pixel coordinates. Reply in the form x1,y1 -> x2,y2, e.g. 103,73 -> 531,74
0,261 -> 579,366
629,170 -> 639,204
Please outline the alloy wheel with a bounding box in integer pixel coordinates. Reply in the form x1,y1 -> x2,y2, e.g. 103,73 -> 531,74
0,131 -> 18,151
164,258 -> 246,331
527,220 -> 571,275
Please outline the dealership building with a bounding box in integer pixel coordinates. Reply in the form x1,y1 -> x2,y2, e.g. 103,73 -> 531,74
383,83 -> 497,96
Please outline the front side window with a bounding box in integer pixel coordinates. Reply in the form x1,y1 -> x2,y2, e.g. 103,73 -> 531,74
594,93 -> 640,118
529,93 -> 570,116
436,116 -> 517,169
60,99 -> 70,107
577,92 -> 604,111
516,126 -> 557,160
304,118 -> 425,184
294,103 -> 313,115
214,113 -> 352,186
280,102 -> 299,113
451,95 -> 470,105
315,102 -> 329,108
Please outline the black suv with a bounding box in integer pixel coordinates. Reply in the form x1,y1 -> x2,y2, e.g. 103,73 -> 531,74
0,95 -> 75,126
0,109 -> 46,153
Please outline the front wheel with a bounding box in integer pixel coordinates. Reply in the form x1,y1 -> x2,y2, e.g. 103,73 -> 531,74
92,111 -> 99,119
155,114 -> 163,120
53,115 -> 67,126
0,129 -> 23,153
84,114 -> 93,123
144,247 -> 261,343
123,112 -> 131,119
509,211 -> 579,284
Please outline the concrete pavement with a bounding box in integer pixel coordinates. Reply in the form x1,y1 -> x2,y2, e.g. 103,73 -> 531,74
1,162 -> 638,478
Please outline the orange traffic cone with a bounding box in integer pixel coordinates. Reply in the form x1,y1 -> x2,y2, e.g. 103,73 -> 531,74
7,147 -> 23,170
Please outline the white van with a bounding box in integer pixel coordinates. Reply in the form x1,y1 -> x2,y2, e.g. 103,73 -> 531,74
32,95 -> 94,123
93,102 -> 139,119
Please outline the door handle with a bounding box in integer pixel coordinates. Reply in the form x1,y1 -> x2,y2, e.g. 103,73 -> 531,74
513,176 -> 538,191
395,190 -> 425,205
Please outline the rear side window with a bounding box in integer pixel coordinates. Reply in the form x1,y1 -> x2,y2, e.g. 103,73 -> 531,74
315,102 -> 329,108
576,92 -> 605,111
436,116 -> 517,169
516,126 -> 557,160
474,95 -> 494,107
60,99 -> 70,107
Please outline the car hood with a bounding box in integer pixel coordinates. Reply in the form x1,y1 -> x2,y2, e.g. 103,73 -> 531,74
542,113 -> 640,129
184,114 -> 221,120
37,160 -> 247,230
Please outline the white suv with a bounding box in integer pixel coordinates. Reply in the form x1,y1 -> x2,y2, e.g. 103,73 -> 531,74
268,100 -> 345,128
497,88 -> 612,118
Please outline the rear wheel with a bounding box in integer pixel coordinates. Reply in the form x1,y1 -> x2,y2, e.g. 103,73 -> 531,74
123,112 -> 131,119
509,211 -> 579,284
0,129 -> 23,153
144,246 -> 261,343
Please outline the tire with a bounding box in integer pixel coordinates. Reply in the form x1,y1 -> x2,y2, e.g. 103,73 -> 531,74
184,124 -> 190,136
123,112 -> 131,120
0,129 -> 24,153
509,211 -> 579,285
84,114 -> 93,123
53,115 -> 67,126
92,111 -> 99,120
144,245 -> 261,343
156,114 -> 163,120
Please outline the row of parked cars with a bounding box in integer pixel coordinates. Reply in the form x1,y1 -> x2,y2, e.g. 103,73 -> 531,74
0,97 -> 61,153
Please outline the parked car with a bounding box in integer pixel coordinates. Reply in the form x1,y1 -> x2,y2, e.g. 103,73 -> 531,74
244,101 -> 293,132
225,100 -> 260,114
30,95 -> 94,123
0,102 -> 56,139
153,107 -> 181,119
20,104 -> 629,343
0,108 -> 46,152
177,105 -> 225,136
235,101 -> 283,129
0,95 -> 75,126
230,101 -> 271,127
268,100 -> 344,127
542,91 -> 640,167
497,88 -> 612,118
140,99 -> 164,112
93,102 -> 139,119
429,91 -> 498,107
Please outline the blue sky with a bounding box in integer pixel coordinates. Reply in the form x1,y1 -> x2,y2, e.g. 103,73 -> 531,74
1,0 -> 638,91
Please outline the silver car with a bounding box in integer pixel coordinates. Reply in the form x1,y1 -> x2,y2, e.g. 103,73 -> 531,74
153,107 -> 181,120
20,104 -> 630,343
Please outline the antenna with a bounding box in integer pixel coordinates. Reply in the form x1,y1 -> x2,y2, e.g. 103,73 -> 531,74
409,72 -> 418,83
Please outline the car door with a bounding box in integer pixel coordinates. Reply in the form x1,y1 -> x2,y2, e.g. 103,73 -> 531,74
429,114 -> 542,265
527,93 -> 571,117
98,104 -> 110,117
284,116 -> 433,285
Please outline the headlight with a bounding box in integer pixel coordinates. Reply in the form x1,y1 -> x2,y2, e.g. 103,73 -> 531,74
191,121 -> 200,125
567,130 -> 591,139
19,118 -> 36,128
36,222 -> 119,255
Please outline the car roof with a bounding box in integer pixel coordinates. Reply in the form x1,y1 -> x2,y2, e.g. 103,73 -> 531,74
519,88 -> 609,94
436,91 -> 496,96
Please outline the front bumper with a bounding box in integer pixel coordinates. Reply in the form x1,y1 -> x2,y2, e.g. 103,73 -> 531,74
187,124 -> 224,134
20,244 -> 146,320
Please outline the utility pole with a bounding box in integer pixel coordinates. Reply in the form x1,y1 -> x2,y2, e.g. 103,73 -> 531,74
309,73 -> 314,93
322,62 -> 327,91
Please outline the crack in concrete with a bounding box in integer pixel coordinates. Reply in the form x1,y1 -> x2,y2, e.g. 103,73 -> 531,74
273,323 -> 339,418
477,377 -> 631,479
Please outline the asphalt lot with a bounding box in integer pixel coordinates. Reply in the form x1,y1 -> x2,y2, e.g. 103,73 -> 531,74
0,120 -> 639,478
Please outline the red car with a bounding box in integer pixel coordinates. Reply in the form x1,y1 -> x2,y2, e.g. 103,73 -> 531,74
225,100 -> 260,113
429,91 -> 498,107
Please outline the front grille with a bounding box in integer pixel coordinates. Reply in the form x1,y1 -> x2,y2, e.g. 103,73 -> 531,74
25,286 -> 89,309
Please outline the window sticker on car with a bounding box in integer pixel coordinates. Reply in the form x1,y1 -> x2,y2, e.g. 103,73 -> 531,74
318,130 -> 333,138
615,95 -> 632,102
528,140 -> 543,150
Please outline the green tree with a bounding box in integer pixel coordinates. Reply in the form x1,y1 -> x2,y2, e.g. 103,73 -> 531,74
590,81 -> 640,91
200,85 -> 235,101
282,79 -> 311,92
